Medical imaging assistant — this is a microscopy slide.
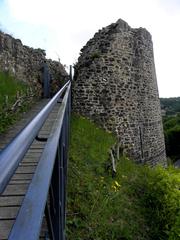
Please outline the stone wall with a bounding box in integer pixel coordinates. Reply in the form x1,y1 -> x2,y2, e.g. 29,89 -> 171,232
73,19 -> 166,165
0,31 -> 68,97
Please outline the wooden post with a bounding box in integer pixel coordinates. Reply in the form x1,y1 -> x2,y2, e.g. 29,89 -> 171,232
110,149 -> 116,176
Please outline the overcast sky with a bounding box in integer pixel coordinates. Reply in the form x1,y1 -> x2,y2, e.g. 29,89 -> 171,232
0,0 -> 180,97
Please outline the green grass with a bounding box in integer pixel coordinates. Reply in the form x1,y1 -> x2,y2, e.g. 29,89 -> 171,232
0,71 -> 27,108
0,71 -> 30,132
67,114 -> 180,240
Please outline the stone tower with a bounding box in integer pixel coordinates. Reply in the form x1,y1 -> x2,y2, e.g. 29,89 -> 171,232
73,19 -> 166,165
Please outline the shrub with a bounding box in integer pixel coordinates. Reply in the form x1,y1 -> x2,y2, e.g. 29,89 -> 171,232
133,166 -> 180,239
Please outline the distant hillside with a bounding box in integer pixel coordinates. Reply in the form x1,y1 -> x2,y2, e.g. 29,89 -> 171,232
160,97 -> 180,115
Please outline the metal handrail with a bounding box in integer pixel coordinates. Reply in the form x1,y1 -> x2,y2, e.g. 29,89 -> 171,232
0,80 -> 70,193
8,82 -> 71,240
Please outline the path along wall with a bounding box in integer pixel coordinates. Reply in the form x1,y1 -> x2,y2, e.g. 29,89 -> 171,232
73,19 -> 166,166
0,31 -> 68,97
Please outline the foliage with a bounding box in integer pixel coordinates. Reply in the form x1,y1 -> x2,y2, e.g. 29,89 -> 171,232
0,71 -> 30,132
163,114 -> 180,161
160,97 -> 180,115
160,97 -> 180,162
67,114 -> 180,240
0,71 -> 27,105
133,165 -> 180,240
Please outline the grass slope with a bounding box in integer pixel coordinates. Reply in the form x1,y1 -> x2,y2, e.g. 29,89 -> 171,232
0,71 -> 29,132
67,114 -> 180,240
0,71 -> 27,107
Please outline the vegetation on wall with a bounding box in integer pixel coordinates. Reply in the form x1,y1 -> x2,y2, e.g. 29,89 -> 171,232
67,114 -> 180,240
0,71 -> 32,133
90,51 -> 101,60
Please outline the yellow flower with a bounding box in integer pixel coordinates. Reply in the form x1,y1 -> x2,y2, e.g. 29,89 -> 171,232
111,180 -> 121,192
114,181 -> 121,187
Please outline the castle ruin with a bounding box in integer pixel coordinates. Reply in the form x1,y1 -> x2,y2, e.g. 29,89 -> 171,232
73,19 -> 166,165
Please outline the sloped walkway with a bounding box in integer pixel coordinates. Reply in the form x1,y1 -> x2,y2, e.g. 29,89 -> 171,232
0,100 -> 61,239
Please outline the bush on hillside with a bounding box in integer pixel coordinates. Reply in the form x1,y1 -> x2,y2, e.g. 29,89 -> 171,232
132,165 -> 180,239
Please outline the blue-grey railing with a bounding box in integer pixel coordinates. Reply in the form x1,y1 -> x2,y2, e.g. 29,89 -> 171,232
0,80 -> 71,240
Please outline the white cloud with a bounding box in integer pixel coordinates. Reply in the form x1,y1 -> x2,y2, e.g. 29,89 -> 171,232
158,0 -> 180,15
8,0 -> 55,25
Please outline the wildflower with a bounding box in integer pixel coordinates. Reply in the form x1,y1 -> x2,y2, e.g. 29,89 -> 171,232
114,181 -> 121,187
100,176 -> 104,182
111,180 -> 121,192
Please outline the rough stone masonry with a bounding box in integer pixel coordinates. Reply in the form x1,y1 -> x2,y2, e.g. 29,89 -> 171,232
73,19 -> 166,165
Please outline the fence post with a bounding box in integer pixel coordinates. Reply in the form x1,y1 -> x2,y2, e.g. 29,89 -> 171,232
69,65 -> 73,81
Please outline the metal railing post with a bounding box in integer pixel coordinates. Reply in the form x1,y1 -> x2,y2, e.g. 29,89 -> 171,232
63,107 -> 68,236
59,129 -> 65,240
69,65 -> 73,81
